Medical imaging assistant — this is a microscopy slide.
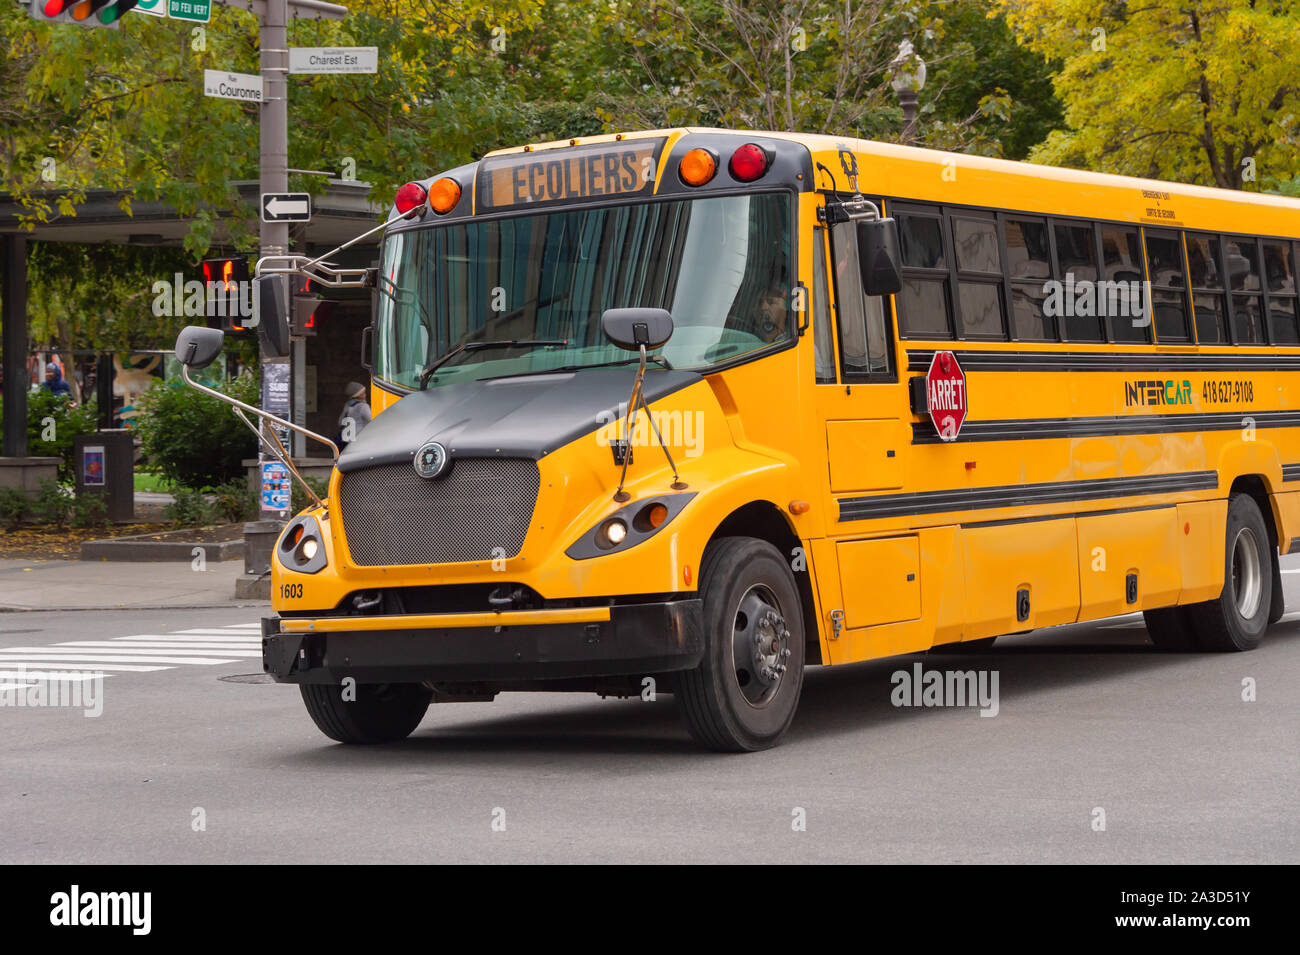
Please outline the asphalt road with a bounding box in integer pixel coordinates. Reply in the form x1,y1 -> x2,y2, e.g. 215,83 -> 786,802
2,565 -> 1298,865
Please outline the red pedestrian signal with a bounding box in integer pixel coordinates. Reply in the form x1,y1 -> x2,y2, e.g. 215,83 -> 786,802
201,256 -> 252,334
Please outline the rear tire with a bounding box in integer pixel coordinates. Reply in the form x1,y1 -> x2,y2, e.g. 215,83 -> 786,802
1187,494 -> 1272,652
677,537 -> 805,752
299,681 -> 431,743
1142,606 -> 1199,651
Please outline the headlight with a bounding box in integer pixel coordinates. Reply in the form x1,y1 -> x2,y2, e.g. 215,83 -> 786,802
277,515 -> 328,574
566,493 -> 696,561
598,519 -> 628,549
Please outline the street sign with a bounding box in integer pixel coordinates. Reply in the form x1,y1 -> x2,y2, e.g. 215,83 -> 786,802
203,70 -> 263,103
261,193 -> 312,223
289,46 -> 379,74
925,350 -> 967,442
135,0 -> 167,15
168,0 -> 210,21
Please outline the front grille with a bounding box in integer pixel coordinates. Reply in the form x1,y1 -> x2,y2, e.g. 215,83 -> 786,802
338,458 -> 540,566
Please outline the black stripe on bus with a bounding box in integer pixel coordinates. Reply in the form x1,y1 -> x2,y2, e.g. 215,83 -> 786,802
836,470 -> 1219,522
911,410 -> 1300,444
906,349 -> 1300,373
1282,464 -> 1300,483
959,502 -> 1174,530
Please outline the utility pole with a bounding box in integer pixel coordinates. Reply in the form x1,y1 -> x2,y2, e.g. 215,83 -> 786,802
213,0 -> 346,516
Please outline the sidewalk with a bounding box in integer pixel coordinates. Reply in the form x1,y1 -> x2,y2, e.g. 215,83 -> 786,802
0,559 -> 266,612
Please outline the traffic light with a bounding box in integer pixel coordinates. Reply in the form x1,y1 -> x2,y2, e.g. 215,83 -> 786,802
26,0 -> 140,26
290,277 -> 331,336
201,256 -> 252,334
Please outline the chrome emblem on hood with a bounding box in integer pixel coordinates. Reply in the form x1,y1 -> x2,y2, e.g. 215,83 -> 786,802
413,441 -> 450,479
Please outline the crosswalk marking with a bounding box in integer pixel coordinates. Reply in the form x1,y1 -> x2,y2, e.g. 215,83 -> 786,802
2,646 -> 260,659
0,652 -> 240,665
0,622 -> 263,684
62,641 -> 259,651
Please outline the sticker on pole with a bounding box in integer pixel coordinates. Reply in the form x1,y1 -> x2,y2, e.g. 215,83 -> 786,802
261,461 -> 291,512
925,350 -> 967,442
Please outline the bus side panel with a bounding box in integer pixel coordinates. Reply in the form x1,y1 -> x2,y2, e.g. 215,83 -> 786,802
1269,491 -> 1300,556
1075,509 -> 1182,620
961,518 -> 1080,639
1177,500 -> 1227,604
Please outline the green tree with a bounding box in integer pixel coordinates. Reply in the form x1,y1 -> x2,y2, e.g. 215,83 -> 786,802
997,0 -> 1300,188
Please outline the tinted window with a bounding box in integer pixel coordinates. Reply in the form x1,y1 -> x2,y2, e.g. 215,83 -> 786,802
899,215 -> 945,269
1264,242 -> 1296,293
1055,224 -> 1098,282
1101,227 -> 1144,283
1224,239 -> 1261,291
1186,235 -> 1222,289
953,218 -> 1000,273
1146,235 -> 1185,287
1005,219 -> 1050,279
958,282 -> 1003,339
898,278 -> 951,338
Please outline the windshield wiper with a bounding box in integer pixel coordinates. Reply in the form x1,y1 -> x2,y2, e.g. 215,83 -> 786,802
418,339 -> 568,390
479,355 -> 673,381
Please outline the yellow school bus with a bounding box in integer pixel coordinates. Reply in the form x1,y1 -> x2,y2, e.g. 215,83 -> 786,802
182,127 -> 1300,751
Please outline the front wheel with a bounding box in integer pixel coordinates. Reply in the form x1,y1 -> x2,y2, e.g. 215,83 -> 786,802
299,681 -> 431,743
676,537 -> 806,752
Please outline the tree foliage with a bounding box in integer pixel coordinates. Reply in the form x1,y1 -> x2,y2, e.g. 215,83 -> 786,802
997,0 -> 1300,189
134,371 -> 259,489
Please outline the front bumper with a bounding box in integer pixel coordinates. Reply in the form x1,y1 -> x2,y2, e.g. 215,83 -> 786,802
261,599 -> 704,685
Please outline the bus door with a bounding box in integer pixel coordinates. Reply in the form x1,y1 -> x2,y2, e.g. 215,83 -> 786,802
808,205 -> 926,657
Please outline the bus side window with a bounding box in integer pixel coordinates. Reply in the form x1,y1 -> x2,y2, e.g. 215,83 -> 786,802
1144,230 -> 1192,342
829,218 -> 894,379
813,227 -> 836,383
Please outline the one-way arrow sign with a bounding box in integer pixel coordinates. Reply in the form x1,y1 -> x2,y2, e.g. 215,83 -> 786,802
261,193 -> 312,223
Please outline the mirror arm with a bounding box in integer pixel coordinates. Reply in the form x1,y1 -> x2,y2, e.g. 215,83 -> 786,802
611,344 -> 687,502
229,406 -> 326,513
180,365 -> 340,462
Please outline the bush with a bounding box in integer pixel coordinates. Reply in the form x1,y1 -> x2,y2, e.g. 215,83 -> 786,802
134,371 -> 259,490
25,390 -> 100,485
213,478 -> 257,524
71,493 -> 109,529
290,475 -> 330,515
29,478 -> 71,528
0,487 -> 27,529
163,487 -> 216,528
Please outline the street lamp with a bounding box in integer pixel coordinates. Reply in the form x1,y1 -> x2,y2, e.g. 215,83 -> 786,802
890,39 -> 927,146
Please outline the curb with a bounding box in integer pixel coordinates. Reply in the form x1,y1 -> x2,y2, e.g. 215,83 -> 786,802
79,528 -> 245,563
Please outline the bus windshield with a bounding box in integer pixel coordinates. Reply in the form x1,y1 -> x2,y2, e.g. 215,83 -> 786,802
374,192 -> 791,389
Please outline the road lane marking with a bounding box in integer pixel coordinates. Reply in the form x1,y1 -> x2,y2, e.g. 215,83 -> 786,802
66,641 -> 260,651
0,652 -> 239,665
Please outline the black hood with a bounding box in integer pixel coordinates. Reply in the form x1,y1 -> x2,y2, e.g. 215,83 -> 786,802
337,367 -> 703,473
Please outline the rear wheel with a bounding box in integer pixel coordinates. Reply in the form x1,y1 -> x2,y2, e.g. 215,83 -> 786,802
299,681 -> 431,743
677,537 -> 805,752
1187,494 -> 1272,652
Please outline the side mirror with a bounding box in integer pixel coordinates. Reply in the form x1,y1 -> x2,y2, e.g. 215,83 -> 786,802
857,217 -> 903,296
253,274 -> 291,357
174,326 -> 225,370
601,307 -> 674,351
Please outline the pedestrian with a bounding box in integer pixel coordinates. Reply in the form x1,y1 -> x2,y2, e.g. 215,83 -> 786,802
338,381 -> 371,447
42,362 -> 72,398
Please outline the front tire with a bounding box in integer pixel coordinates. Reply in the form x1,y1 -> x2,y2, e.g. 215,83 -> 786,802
299,681 -> 431,743
677,538 -> 806,752
1187,494 -> 1273,652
